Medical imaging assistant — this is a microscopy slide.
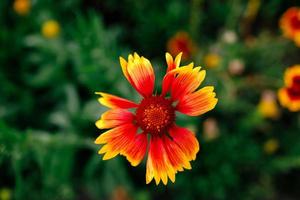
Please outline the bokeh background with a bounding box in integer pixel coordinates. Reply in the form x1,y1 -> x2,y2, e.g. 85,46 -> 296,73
1,0 -> 300,199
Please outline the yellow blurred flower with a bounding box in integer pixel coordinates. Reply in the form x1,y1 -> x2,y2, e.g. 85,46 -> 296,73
278,65 -> 300,112
13,0 -> 31,16
204,53 -> 221,69
258,90 -> 280,119
41,20 -> 60,39
167,31 -> 196,60
203,118 -> 219,141
0,188 -> 11,200
263,138 -> 279,155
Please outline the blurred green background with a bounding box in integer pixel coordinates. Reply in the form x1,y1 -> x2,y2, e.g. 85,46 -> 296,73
1,0 -> 300,199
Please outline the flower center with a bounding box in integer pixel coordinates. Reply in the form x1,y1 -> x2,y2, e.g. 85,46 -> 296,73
291,15 -> 300,30
136,96 -> 175,135
293,75 -> 300,87
287,86 -> 300,100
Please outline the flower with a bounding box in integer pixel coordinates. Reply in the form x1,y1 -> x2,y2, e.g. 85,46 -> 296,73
280,7 -> 300,46
41,20 -> 60,39
13,0 -> 31,16
204,53 -> 221,69
263,138 -> 279,155
95,52 -> 218,185
167,32 -> 196,60
258,90 -> 280,119
278,65 -> 300,112
228,59 -> 245,76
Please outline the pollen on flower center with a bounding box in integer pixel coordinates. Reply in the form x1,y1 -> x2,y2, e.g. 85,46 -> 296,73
136,96 -> 175,134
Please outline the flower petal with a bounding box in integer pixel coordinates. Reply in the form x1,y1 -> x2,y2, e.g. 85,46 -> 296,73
95,109 -> 134,129
166,52 -> 182,72
161,53 -> 183,96
284,65 -> 300,87
96,92 -> 138,109
162,134 -> 192,173
119,56 -> 131,82
161,63 -> 194,96
127,55 -> 155,97
169,125 -> 200,161
146,136 -> 176,185
171,65 -> 206,101
123,132 -> 148,167
176,86 -> 218,116
278,87 -> 300,112
120,53 -> 155,97
95,124 -> 138,160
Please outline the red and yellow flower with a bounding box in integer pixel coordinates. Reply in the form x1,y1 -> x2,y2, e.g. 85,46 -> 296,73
278,65 -> 300,112
280,7 -> 300,46
95,52 -> 218,185
167,32 -> 196,60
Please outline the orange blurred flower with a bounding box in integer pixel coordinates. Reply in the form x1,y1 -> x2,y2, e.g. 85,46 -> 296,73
95,52 -> 218,185
41,20 -> 60,39
278,65 -> 300,112
13,0 -> 31,16
280,7 -> 300,46
167,31 -> 196,60
111,186 -> 131,200
258,90 -> 280,119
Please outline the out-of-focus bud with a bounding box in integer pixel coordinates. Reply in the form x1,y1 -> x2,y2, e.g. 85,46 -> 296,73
221,30 -> 237,44
0,188 -> 11,200
228,59 -> 245,76
263,138 -> 279,155
258,90 -> 280,119
204,53 -> 221,69
111,186 -> 131,200
203,118 -> 219,141
41,20 -> 60,39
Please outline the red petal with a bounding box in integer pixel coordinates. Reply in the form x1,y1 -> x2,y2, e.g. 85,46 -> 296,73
146,136 -> 175,185
162,135 -> 192,172
176,86 -> 218,116
120,53 -> 155,97
169,125 -> 200,161
95,109 -> 134,129
171,66 -> 206,101
95,124 -> 138,160
96,92 -> 138,109
123,132 -> 148,166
